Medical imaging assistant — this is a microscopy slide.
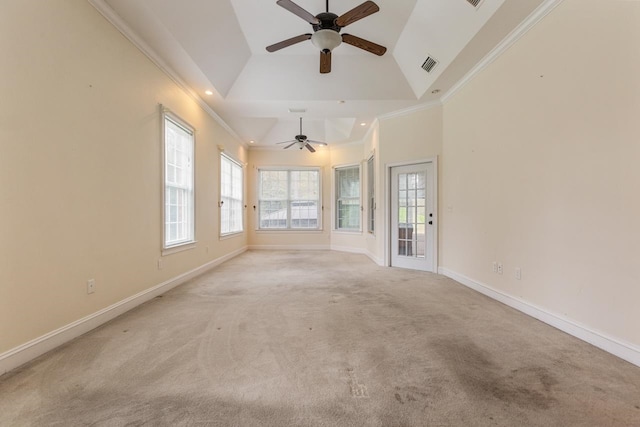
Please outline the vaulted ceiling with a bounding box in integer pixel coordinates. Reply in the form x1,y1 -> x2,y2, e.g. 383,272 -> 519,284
92,0 -> 546,147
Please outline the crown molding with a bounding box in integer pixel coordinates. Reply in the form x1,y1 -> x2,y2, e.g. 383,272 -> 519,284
87,0 -> 246,149
377,101 -> 442,121
441,0 -> 565,105
361,118 -> 379,143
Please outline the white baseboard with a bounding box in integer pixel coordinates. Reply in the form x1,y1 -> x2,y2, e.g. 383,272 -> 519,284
438,267 -> 640,368
329,245 -> 384,266
0,246 -> 247,376
330,245 -> 365,255
365,252 -> 385,266
248,245 -> 331,251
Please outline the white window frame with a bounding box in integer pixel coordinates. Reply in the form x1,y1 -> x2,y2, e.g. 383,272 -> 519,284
367,154 -> 375,235
334,164 -> 362,232
162,108 -> 196,252
220,153 -> 244,237
256,166 -> 322,231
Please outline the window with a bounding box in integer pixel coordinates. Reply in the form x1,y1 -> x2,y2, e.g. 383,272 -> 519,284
367,156 -> 375,234
220,154 -> 243,235
335,165 -> 361,231
163,110 -> 195,249
258,168 -> 321,230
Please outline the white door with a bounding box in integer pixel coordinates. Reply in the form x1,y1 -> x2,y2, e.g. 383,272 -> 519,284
391,162 -> 435,271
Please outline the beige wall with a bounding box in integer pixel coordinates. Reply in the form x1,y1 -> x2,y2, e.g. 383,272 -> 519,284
0,0 -> 247,354
378,107 -> 443,264
441,0 -> 640,346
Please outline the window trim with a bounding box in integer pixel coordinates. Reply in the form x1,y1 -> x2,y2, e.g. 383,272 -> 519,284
256,166 -> 323,231
333,163 -> 362,233
161,106 -> 196,252
219,152 -> 244,238
367,154 -> 375,235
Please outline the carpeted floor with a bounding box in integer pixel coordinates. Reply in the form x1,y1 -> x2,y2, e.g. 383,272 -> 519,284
1,250 -> 639,426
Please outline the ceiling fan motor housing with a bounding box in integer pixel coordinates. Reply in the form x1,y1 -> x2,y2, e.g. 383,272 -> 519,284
313,12 -> 340,32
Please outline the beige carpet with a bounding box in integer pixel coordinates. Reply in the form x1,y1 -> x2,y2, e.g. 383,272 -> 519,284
1,250 -> 639,426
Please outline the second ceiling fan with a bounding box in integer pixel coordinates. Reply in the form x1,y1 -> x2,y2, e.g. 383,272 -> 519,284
266,0 -> 387,74
276,117 -> 327,153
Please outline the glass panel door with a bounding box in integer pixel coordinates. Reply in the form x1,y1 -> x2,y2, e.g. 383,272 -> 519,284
391,162 -> 434,272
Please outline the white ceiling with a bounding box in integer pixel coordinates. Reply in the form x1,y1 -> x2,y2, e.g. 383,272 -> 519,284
96,0 -> 546,147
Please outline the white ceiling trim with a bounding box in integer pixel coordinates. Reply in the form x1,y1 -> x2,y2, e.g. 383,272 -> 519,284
88,0 -> 246,148
441,0 -> 565,105
377,101 -> 442,121
362,118 -> 379,145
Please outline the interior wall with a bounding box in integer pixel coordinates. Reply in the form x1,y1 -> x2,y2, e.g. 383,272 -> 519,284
441,0 -> 640,346
246,148 -> 332,249
0,0 -> 247,355
378,107 -> 443,265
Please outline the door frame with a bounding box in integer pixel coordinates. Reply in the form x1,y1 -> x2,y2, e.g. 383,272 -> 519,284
385,157 -> 438,272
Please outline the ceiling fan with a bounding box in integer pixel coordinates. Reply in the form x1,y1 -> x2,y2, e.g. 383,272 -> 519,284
276,117 -> 328,152
266,0 -> 387,74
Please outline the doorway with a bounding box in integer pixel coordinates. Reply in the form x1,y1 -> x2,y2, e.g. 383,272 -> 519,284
390,161 -> 436,272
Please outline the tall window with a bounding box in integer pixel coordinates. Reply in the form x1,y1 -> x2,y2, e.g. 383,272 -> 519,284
220,154 -> 243,235
163,111 -> 195,248
335,165 -> 361,231
258,168 -> 321,230
367,156 -> 375,234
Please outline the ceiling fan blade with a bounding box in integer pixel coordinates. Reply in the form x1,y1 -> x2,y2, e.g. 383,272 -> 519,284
266,34 -> 312,52
335,1 -> 379,27
342,34 -> 386,56
320,51 -> 331,74
276,0 -> 320,25
276,140 -> 297,144
305,143 -> 316,153
307,140 -> 327,146
284,142 -> 297,149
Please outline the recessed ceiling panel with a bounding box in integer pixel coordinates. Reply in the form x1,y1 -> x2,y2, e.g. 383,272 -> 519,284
144,0 -> 251,97
394,0 -> 505,98
227,54 -> 415,101
231,0 -> 417,56
96,0 -> 547,147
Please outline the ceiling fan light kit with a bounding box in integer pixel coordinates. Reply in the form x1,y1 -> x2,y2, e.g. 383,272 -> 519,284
267,0 -> 386,74
311,29 -> 342,52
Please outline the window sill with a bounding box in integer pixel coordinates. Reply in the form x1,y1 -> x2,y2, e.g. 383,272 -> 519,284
333,230 -> 362,235
220,231 -> 244,241
162,241 -> 197,256
255,229 -> 324,234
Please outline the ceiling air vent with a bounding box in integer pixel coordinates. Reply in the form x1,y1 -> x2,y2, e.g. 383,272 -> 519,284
421,56 -> 439,73
466,0 -> 483,8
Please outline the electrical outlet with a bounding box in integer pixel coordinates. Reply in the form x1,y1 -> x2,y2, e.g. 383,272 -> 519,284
492,262 -> 498,273
497,263 -> 503,275
87,279 -> 95,294
157,259 -> 163,270
515,267 -> 522,280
